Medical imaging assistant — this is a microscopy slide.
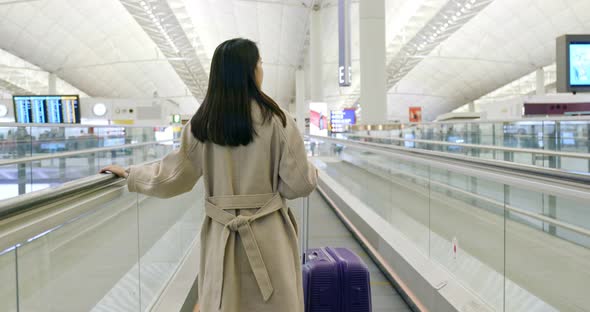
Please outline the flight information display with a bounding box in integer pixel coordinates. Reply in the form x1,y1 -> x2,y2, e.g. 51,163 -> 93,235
330,109 -> 356,133
46,97 -> 63,123
31,97 -> 47,123
14,97 -> 32,123
13,95 -> 81,124
570,43 -> 590,86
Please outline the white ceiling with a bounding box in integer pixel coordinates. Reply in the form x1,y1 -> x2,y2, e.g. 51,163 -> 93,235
386,0 -> 590,121
0,0 -> 197,111
180,0 -> 313,107
0,0 -> 313,113
0,0 -> 589,121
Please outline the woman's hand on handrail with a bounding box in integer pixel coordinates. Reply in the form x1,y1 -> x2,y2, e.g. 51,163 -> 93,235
99,165 -> 129,179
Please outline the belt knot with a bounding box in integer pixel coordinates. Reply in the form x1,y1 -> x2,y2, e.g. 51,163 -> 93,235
227,215 -> 251,231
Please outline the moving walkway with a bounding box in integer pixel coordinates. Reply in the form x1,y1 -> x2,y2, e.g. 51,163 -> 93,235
309,133 -> 590,312
0,150 -> 410,312
1,119 -> 589,311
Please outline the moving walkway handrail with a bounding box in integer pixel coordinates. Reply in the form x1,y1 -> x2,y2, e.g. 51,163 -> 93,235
312,135 -> 590,184
0,122 -> 177,128
348,116 -> 590,127
0,139 -> 176,166
0,174 -> 123,220
372,159 -> 590,238
309,135 -> 590,196
0,138 -> 179,220
344,133 -> 590,160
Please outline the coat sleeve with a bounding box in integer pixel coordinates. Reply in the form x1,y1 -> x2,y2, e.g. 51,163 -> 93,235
127,123 -> 202,198
277,114 -> 317,199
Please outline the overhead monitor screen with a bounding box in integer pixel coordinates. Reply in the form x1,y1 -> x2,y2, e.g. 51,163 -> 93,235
330,109 -> 356,133
569,43 -> 590,86
13,95 -> 80,124
14,96 -> 32,123
31,97 -> 48,123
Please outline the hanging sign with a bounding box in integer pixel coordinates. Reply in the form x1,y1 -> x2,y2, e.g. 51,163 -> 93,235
338,0 -> 352,86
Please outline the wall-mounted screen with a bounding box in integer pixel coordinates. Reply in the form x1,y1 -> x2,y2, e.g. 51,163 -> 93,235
569,43 -> 590,86
14,96 -> 32,123
13,95 -> 80,124
557,35 -> 590,93
330,109 -> 356,133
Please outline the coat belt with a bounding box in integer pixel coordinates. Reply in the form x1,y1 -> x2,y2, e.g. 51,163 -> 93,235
205,193 -> 284,308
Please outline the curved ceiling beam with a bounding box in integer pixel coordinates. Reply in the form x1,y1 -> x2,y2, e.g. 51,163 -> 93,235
384,0 -> 495,89
0,78 -> 35,95
120,0 -> 208,101
345,0 -> 494,107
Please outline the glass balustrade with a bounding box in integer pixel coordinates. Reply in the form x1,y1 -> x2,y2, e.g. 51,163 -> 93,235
0,178 -> 204,312
309,137 -> 590,312
0,125 -> 179,160
0,124 -> 181,201
331,119 -> 590,173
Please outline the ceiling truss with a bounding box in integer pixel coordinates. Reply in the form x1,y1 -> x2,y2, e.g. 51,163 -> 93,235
0,78 -> 34,95
385,0 -> 494,88
120,0 -> 209,100
345,0 -> 494,107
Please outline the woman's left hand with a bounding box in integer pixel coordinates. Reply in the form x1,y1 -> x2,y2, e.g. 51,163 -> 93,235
99,165 -> 128,178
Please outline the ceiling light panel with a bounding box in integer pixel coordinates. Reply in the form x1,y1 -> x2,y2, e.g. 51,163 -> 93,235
386,0 -> 446,58
385,0 -> 494,89
343,0 -> 449,107
121,0 -> 208,100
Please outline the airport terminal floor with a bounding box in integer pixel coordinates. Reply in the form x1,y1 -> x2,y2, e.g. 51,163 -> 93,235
1,0 -> 590,311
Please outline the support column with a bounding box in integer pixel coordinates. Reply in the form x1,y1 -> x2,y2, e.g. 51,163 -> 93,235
310,6 -> 323,102
48,73 -> 57,94
536,68 -> 545,96
49,73 -> 65,181
468,102 -> 475,112
359,0 -> 387,124
296,69 -> 306,134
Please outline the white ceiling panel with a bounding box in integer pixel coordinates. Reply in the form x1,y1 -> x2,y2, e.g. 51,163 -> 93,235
261,63 -> 280,99
386,0 -> 590,120
180,0 -> 312,107
0,0 -> 196,110
258,3 -> 283,65
0,0 -> 311,110
7,0 -> 588,122
234,2 -> 260,41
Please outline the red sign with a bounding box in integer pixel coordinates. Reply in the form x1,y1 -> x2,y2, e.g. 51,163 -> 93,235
409,107 -> 422,122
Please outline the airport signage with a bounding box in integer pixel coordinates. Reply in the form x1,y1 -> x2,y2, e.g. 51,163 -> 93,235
338,0 -> 352,86
330,109 -> 356,133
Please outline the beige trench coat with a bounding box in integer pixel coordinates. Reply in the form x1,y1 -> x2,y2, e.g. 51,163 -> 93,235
127,103 -> 317,312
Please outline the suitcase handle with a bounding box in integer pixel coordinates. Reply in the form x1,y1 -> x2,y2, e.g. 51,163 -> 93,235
302,251 -> 319,265
299,196 -> 310,258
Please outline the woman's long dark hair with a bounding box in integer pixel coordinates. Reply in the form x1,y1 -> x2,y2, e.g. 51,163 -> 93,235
191,38 -> 287,146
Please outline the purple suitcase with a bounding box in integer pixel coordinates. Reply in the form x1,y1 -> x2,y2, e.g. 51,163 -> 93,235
302,247 -> 372,312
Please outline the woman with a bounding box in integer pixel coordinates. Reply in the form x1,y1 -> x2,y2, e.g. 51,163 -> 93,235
100,38 -> 316,312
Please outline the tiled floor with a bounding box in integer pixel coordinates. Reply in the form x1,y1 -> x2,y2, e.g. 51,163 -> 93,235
307,191 -> 412,312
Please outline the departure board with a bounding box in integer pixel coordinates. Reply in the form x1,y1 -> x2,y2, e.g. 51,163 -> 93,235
13,95 -> 81,124
14,97 -> 32,123
31,97 -> 47,123
46,97 -> 63,123
61,96 -> 80,123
